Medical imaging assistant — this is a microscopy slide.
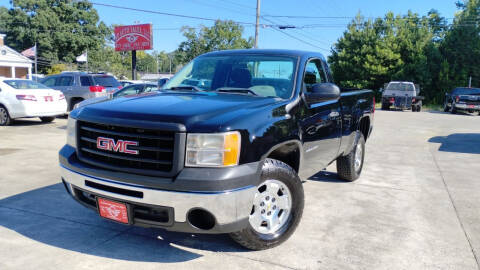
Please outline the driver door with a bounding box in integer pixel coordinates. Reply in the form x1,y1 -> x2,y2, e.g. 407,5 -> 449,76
299,59 -> 342,177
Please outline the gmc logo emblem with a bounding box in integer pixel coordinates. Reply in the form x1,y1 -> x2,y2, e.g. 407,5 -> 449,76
96,137 -> 139,155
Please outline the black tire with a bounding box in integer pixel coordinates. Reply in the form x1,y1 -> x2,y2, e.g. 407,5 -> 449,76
336,132 -> 365,182
412,105 -> 417,112
40,117 -> 55,123
417,105 -> 422,112
451,105 -> 457,114
69,99 -> 83,111
0,105 -> 12,126
443,102 -> 450,112
230,158 -> 304,250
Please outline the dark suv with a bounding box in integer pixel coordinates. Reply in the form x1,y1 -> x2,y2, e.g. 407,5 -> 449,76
41,72 -> 121,111
444,87 -> 480,114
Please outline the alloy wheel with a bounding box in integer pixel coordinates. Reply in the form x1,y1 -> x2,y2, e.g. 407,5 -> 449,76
249,179 -> 292,235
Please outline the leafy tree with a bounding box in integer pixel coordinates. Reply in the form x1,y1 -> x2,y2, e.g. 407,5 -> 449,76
329,10 -> 448,103
1,0 -> 110,70
46,63 -> 70,75
176,20 -> 254,63
440,0 -> 480,94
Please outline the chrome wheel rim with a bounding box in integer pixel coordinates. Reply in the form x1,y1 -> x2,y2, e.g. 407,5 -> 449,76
249,179 -> 292,234
354,143 -> 363,171
0,108 -> 7,125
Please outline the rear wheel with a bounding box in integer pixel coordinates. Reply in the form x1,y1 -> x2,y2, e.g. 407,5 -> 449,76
0,105 -> 11,126
230,158 -> 304,250
40,117 -> 55,123
336,132 -> 365,181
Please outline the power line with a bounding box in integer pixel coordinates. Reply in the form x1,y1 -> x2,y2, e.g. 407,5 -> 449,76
268,26 -> 330,52
90,2 -> 266,26
261,16 -> 332,48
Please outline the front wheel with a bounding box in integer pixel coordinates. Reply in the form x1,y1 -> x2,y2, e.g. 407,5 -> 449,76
444,102 -> 450,112
40,117 -> 55,123
336,132 -> 365,181
451,105 -> 457,114
0,105 -> 12,126
230,159 -> 304,250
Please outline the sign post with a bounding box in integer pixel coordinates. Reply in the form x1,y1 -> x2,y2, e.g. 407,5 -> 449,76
114,24 -> 153,80
132,50 -> 137,80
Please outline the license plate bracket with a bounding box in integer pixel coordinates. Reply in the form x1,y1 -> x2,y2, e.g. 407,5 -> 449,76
97,197 -> 130,224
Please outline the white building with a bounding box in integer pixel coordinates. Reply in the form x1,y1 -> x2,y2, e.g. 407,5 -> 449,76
0,34 -> 33,79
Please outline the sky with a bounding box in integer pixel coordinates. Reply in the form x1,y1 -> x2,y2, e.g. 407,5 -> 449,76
0,0 -> 460,56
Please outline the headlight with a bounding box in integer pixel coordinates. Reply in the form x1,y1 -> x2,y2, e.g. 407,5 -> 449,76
186,131 -> 241,167
66,117 -> 77,148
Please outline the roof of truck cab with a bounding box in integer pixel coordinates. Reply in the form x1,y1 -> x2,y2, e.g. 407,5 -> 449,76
200,49 -> 325,59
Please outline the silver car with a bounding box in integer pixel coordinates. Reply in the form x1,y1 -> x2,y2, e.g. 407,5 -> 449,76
41,72 -> 121,111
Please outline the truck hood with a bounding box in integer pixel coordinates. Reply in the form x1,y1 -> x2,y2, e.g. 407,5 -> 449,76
73,91 -> 280,131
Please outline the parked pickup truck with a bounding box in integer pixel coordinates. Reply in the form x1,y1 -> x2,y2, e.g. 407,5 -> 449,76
381,81 -> 424,111
59,49 -> 374,250
444,87 -> 480,114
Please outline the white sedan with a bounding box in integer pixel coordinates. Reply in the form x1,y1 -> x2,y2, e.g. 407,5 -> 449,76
0,78 -> 67,126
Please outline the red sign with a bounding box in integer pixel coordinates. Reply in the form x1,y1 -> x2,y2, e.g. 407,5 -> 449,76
98,198 -> 129,224
114,24 -> 153,51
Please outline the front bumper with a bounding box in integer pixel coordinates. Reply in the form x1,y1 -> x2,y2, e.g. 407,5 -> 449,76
60,145 -> 260,233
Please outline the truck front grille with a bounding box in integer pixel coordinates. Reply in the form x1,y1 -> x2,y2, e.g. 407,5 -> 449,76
77,120 -> 176,176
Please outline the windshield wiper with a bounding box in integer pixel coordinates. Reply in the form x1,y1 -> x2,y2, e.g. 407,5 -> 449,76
166,86 -> 202,92
215,87 -> 258,96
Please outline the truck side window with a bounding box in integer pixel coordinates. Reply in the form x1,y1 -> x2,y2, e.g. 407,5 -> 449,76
303,59 -> 327,93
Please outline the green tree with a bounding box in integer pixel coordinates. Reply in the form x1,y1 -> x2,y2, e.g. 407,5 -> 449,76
2,0 -> 110,69
329,10 -> 447,103
88,46 -> 131,79
440,0 -> 480,93
176,20 -> 254,63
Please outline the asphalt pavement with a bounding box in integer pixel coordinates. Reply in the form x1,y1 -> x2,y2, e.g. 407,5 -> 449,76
0,110 -> 479,269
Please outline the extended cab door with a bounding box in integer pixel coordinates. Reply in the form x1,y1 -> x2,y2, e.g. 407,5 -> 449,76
299,58 -> 342,176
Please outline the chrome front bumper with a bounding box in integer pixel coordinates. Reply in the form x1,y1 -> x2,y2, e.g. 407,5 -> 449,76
60,165 -> 256,232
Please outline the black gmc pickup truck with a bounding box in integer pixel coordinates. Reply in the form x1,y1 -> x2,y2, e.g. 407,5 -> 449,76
60,49 -> 374,250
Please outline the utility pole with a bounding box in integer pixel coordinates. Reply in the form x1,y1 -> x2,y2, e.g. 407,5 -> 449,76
469,76 -> 472,88
254,0 -> 260,48
34,42 -> 37,81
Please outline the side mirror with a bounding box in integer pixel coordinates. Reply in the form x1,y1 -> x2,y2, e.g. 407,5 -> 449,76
305,83 -> 340,104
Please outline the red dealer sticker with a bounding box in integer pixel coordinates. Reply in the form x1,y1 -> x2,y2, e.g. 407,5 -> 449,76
114,24 -> 153,51
97,198 -> 129,224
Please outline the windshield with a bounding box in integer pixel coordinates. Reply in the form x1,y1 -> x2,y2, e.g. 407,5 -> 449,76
3,80 -> 49,89
453,88 -> 480,95
386,82 -> 415,91
93,76 -> 120,87
163,55 -> 297,99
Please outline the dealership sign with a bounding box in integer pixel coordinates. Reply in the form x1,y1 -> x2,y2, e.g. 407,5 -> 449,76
114,24 -> 153,51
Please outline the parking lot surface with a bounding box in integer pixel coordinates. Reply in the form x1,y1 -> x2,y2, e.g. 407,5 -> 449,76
0,111 -> 479,270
